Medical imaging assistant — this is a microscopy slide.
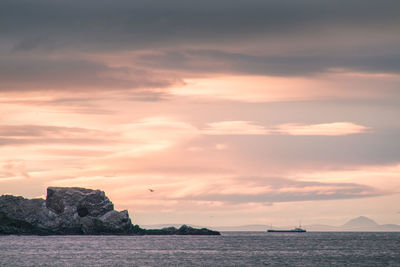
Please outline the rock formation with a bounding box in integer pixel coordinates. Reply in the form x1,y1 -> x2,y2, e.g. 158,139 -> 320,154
0,187 -> 220,235
0,187 -> 132,234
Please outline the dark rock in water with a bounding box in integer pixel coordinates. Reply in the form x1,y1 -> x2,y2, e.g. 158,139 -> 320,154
0,187 -> 220,235
142,224 -> 220,235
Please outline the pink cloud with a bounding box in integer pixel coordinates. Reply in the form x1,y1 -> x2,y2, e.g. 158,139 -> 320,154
294,164 -> 400,192
170,74 -> 400,103
203,121 -> 269,135
0,160 -> 30,181
204,121 -> 369,136
275,122 -> 370,136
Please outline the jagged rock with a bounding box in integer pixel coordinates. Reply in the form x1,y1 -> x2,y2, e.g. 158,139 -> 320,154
46,187 -> 114,217
0,195 -> 51,234
0,187 -> 220,235
0,187 -> 132,235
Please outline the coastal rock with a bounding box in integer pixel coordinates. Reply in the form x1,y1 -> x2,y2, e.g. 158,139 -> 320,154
0,195 -> 50,234
0,187 -> 220,235
144,225 -> 221,235
0,187 -> 132,235
46,187 -> 114,217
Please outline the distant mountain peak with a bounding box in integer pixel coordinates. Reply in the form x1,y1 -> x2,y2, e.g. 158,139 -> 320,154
342,216 -> 379,228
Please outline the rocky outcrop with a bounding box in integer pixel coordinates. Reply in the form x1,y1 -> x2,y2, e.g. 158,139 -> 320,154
0,187 -> 132,235
144,224 -> 221,235
0,187 -> 220,235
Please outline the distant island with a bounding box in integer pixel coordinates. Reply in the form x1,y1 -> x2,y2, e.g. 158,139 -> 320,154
306,216 -> 400,232
0,187 -> 220,235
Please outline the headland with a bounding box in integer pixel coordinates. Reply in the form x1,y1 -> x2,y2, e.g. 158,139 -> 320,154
0,187 -> 220,235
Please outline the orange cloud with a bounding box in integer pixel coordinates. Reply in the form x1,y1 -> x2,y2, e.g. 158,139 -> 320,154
172,75 -> 320,102
170,74 -> 398,103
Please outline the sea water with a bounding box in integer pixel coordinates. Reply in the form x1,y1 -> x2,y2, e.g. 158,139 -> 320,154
0,232 -> 399,266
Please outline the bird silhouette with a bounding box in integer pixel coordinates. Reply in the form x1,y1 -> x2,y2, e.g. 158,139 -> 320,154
148,188 -> 154,192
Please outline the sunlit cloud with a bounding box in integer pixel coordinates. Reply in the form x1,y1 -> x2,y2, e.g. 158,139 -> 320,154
275,122 -> 370,136
204,121 -> 369,136
170,74 -> 400,103
172,76 -> 321,103
215,144 -> 228,150
114,117 -> 199,157
203,121 -> 269,135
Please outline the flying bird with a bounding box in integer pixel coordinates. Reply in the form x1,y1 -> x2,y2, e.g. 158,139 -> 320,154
148,188 -> 154,192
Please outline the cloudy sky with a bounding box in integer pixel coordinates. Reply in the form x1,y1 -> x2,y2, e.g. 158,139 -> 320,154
1,0 -> 400,227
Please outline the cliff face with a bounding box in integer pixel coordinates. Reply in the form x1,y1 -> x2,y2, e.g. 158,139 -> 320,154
0,187 -> 132,235
0,187 -> 220,235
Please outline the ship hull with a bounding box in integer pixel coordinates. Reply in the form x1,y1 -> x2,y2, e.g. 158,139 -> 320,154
267,229 -> 306,232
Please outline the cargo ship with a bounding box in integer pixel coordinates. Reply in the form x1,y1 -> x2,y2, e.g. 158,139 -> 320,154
267,227 -> 306,232
267,223 -> 306,232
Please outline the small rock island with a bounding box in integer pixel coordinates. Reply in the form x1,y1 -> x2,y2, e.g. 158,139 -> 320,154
0,187 -> 220,235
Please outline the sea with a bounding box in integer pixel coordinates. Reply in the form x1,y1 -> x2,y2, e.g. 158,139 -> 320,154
0,232 -> 399,266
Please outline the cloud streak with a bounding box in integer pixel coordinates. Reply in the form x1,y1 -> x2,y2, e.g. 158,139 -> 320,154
203,121 -> 369,136
0,124 -> 116,146
0,160 -> 30,181
176,177 -> 382,204
138,50 -> 400,76
0,120 -> 368,149
275,122 -> 370,136
0,55 -> 180,92
203,121 -> 269,135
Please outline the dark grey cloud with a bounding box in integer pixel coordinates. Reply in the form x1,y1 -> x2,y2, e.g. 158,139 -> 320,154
179,177 -> 382,204
0,55 -> 178,92
0,0 -> 399,81
138,50 -> 400,76
0,96 -> 116,114
0,125 -> 100,137
1,0 -> 399,49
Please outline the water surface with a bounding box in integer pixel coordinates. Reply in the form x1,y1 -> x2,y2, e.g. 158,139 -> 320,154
0,232 -> 399,266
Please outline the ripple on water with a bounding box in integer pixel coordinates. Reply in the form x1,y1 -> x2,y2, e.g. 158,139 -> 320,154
0,232 -> 399,266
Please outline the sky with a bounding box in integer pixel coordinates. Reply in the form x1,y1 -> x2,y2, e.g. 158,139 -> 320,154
1,0 -> 400,227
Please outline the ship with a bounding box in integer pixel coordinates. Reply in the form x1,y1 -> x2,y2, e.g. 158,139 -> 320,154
267,227 -> 306,233
267,223 -> 306,232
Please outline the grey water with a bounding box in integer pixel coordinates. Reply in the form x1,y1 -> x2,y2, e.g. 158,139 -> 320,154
0,232 -> 399,266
